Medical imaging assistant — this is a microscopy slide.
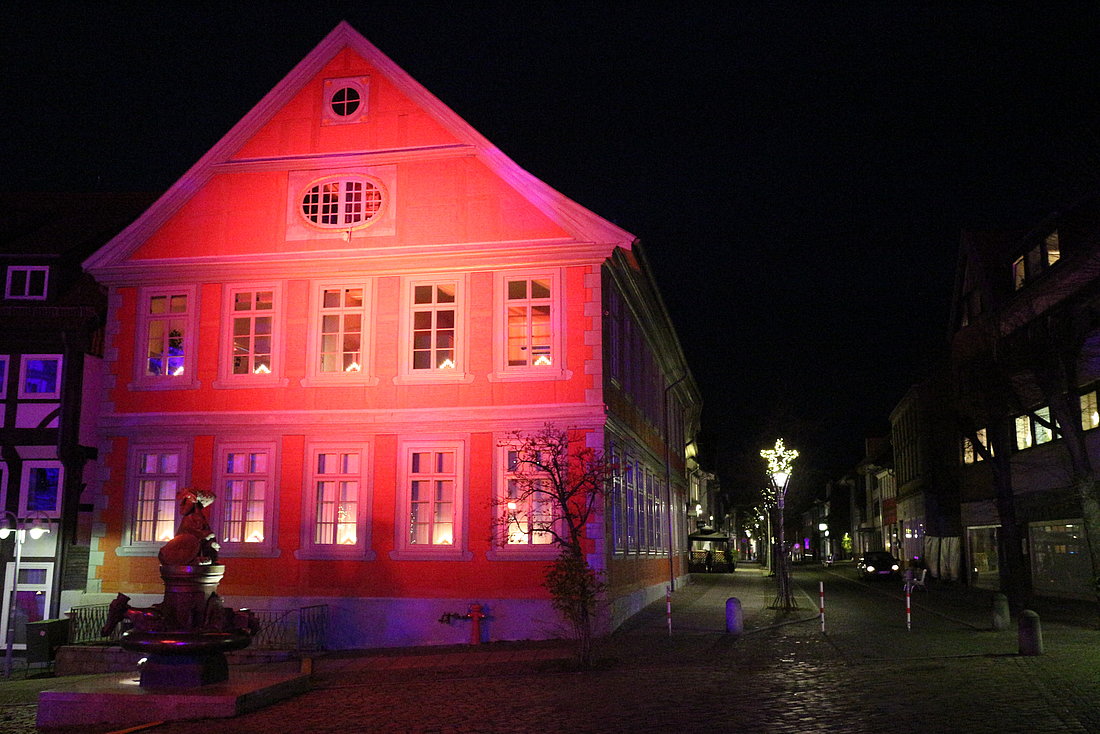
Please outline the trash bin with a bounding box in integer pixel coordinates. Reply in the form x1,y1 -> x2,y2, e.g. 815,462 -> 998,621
26,618 -> 70,664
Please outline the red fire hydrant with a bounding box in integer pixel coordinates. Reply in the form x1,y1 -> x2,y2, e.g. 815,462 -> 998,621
468,603 -> 485,645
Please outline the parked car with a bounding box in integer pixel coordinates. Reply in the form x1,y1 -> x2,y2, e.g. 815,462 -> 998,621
856,551 -> 900,580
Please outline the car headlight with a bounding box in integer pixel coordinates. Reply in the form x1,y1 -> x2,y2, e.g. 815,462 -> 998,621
866,565 -> 876,573
891,564 -> 899,571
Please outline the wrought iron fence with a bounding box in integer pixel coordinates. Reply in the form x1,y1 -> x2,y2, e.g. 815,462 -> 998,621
66,603 -> 328,652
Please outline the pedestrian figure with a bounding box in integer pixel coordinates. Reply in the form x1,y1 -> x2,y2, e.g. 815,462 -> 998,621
705,549 -> 714,573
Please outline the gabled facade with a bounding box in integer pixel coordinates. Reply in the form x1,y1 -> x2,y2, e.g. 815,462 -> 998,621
0,193 -> 152,649
951,193 -> 1100,599
80,23 -> 699,647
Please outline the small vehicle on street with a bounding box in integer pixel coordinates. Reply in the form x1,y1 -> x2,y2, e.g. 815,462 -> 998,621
856,551 -> 900,580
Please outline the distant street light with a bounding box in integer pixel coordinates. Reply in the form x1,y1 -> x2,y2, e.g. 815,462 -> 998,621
1,511 -> 51,677
761,439 -> 799,611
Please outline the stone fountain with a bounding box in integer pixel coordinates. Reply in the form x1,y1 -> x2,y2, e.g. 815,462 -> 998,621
100,488 -> 259,687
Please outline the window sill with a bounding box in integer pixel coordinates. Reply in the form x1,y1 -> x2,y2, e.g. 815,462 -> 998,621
389,548 -> 473,562
115,545 -> 160,557
212,377 -> 291,389
486,546 -> 559,561
487,368 -> 573,382
299,375 -> 381,388
294,547 -> 376,561
216,546 -> 282,559
392,372 -> 475,386
129,378 -> 202,391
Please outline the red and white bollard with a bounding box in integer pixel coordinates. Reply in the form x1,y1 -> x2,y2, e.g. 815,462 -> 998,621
666,586 -> 672,637
906,586 -> 912,631
819,581 -> 825,633
468,603 -> 485,645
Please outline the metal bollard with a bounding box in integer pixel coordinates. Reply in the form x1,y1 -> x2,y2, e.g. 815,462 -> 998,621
992,592 -> 1010,631
1018,609 -> 1043,656
725,597 -> 743,636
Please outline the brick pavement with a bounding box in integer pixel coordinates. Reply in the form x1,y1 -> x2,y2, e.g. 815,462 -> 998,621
9,564 -> 1100,733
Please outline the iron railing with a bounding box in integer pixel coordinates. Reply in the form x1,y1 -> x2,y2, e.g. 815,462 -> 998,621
66,603 -> 328,652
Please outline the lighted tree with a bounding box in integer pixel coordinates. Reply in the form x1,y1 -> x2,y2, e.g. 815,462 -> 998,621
493,424 -> 611,666
761,438 -> 799,611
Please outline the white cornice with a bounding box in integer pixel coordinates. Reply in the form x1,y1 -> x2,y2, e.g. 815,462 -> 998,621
99,402 -> 608,435
212,144 -> 475,174
91,239 -> 614,286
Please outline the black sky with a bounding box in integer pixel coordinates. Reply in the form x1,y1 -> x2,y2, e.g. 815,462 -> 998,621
6,2 -> 1100,495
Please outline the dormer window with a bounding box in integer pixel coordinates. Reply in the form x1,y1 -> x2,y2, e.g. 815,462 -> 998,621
322,77 -> 369,124
300,176 -> 385,230
5,266 -> 48,300
1013,230 -> 1061,290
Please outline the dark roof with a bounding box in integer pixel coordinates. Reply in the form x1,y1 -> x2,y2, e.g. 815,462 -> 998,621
0,192 -> 156,259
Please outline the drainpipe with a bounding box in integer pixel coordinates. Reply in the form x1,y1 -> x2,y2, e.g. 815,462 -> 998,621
664,373 -> 687,592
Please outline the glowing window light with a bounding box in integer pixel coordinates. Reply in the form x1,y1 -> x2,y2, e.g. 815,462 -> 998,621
254,363 -> 271,374
534,355 -> 552,366
172,365 -> 185,376
438,358 -> 456,370
345,361 -> 361,373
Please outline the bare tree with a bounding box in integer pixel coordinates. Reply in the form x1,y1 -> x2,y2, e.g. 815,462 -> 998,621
492,424 -> 611,666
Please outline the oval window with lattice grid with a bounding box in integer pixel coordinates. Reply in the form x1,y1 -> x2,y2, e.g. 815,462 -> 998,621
300,177 -> 384,228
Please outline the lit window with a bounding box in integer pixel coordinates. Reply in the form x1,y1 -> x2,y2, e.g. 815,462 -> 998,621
299,442 -> 373,560
131,449 -> 182,545
20,462 -> 62,518
319,287 -> 365,373
1034,407 -> 1054,445
5,266 -> 48,300
1015,415 -> 1033,450
142,290 -> 191,380
0,355 -> 8,399
1045,231 -> 1061,265
1013,256 -> 1026,290
231,289 -> 274,376
962,428 -> 989,464
18,355 -> 61,399
300,177 -> 383,229
506,278 -> 553,367
501,448 -> 555,546
215,445 -> 276,555
1081,391 -> 1099,431
392,440 -> 469,560
412,284 -> 456,370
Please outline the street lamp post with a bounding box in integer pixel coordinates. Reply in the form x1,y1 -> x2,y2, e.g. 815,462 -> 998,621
761,439 -> 799,611
1,511 -> 51,678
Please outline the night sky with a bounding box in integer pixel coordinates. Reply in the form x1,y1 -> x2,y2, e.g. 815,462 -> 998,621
6,2 -> 1100,501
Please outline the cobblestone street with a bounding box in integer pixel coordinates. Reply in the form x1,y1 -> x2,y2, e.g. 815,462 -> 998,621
6,565 -> 1100,733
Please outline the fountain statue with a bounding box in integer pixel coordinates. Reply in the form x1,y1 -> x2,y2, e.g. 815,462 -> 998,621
101,488 -> 259,687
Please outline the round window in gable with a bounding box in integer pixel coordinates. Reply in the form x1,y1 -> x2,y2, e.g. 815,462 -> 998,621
300,176 -> 385,229
330,87 -> 361,117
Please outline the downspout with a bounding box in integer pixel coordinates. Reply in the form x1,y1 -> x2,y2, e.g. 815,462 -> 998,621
664,373 -> 687,592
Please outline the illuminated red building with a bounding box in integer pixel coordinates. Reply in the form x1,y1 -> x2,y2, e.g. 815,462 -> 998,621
81,22 -> 700,647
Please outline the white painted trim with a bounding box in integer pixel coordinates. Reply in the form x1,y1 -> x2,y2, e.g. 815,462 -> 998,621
295,439 -> 376,561
212,439 -> 281,558
389,436 -> 472,561
129,285 -> 201,391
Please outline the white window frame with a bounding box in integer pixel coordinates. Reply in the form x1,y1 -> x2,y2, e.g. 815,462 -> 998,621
19,461 -> 63,519
5,266 -> 48,300
118,443 -> 189,556
396,276 -> 471,384
0,462 -> 7,510
491,270 -> 568,381
487,441 -> 560,561
322,76 -> 369,124
17,354 -> 62,400
132,285 -> 199,390
285,167 -> 396,241
215,283 -> 287,388
302,281 -> 379,386
297,440 -> 375,560
1,562 -> 54,650
390,438 -> 471,561
212,440 -> 279,558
